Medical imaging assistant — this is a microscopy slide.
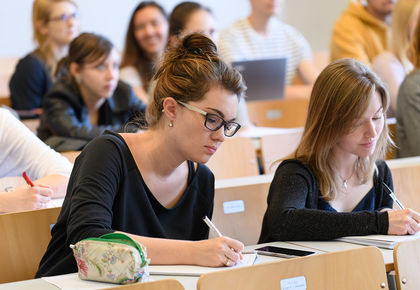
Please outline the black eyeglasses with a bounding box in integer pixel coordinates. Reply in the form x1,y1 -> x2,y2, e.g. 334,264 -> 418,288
49,12 -> 78,22
177,101 -> 241,137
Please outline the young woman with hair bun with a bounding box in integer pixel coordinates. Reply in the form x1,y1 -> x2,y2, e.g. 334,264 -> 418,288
36,33 -> 247,277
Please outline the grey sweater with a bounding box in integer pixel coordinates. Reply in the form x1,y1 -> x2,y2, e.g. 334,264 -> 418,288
396,69 -> 420,157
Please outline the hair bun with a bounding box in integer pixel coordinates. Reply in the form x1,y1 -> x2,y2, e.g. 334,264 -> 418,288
181,33 -> 217,58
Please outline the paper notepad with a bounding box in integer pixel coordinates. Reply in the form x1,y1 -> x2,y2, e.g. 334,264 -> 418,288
149,252 -> 258,277
337,232 -> 420,249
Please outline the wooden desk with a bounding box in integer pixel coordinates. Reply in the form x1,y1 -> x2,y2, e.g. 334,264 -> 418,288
0,241 -> 394,290
287,240 -> 394,272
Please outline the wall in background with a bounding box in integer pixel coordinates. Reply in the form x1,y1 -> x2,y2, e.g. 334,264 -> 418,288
0,0 -> 348,58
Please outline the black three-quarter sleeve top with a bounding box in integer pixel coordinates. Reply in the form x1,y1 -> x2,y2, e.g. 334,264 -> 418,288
259,159 -> 393,243
36,131 -> 215,277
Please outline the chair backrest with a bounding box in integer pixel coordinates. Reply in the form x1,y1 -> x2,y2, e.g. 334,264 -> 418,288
104,279 -> 184,290
386,117 -> 396,160
211,174 -> 273,245
246,98 -> 309,128
0,207 -> 61,283
260,128 -> 303,174
388,157 -> 420,212
393,238 -> 420,290
206,137 -> 259,180
197,247 -> 389,290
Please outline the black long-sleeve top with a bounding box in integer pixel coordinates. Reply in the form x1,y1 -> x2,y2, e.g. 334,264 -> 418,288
259,159 -> 393,243
36,131 -> 214,277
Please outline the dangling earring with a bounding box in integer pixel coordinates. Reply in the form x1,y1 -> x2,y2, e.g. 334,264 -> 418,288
168,120 -> 173,127
75,76 -> 82,85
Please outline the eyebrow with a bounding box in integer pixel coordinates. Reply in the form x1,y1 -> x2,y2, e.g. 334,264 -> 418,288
206,107 -> 236,122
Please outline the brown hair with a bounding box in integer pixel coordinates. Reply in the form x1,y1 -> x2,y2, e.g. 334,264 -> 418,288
295,58 -> 391,201
408,6 -> 420,69
32,0 -> 77,77
55,32 -> 114,82
144,33 -> 246,127
120,1 -> 168,91
169,2 -> 212,38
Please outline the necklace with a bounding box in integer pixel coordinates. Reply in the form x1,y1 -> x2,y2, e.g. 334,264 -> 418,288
338,163 -> 356,190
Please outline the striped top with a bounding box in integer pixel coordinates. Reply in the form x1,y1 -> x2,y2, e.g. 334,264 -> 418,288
218,18 -> 313,85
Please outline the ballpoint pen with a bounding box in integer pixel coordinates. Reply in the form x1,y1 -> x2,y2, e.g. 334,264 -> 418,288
202,216 -> 257,257
382,182 -> 405,209
203,216 -> 223,237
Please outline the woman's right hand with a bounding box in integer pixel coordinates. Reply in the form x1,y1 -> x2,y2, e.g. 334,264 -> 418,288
191,236 -> 244,267
1,184 -> 52,213
387,208 -> 420,235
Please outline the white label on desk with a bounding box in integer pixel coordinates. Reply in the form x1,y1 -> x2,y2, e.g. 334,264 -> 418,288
223,200 -> 245,214
280,276 -> 307,289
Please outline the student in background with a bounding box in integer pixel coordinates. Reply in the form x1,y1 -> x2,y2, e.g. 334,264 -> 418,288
9,0 -> 79,114
37,33 -> 146,152
330,0 -> 395,66
169,1 -> 218,45
218,0 -> 319,99
396,14 -> 420,158
36,33 -> 246,277
259,58 -> 420,243
0,108 -> 72,213
373,0 -> 420,116
120,1 -> 169,104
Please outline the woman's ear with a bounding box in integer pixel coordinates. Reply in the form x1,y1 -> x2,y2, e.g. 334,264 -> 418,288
36,20 -> 48,36
162,97 -> 178,120
69,62 -> 81,82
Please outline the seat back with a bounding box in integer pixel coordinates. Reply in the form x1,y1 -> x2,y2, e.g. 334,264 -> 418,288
393,238 -> 420,290
246,98 -> 309,128
197,247 -> 389,290
211,175 -> 273,245
388,157 -> 420,212
206,137 -> 259,180
0,207 -> 61,283
260,128 -> 303,174
103,279 -> 184,290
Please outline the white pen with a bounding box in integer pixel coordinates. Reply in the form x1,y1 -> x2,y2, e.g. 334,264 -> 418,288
382,182 -> 405,209
203,216 -> 223,237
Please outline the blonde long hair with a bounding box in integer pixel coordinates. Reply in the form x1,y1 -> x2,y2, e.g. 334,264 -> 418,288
295,58 -> 391,201
32,0 -> 77,77
390,0 -> 420,73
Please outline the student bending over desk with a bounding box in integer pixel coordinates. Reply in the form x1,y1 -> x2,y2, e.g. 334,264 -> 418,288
36,33 -> 247,277
259,58 -> 420,243
0,108 -> 72,213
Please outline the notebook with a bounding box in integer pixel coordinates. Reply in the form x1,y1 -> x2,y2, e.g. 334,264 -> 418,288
148,252 -> 258,277
336,233 -> 420,250
232,58 -> 287,101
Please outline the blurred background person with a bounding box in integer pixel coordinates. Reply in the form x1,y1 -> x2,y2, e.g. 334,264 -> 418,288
373,0 -> 420,116
330,0 -> 396,66
120,1 -> 169,104
9,0 -> 79,116
38,33 -> 146,152
396,13 -> 420,157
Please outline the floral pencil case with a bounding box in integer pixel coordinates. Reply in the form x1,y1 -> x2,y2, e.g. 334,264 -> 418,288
70,233 -> 150,284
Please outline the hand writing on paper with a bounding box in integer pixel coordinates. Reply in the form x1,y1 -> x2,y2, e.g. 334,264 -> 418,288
191,236 -> 244,267
1,184 -> 52,213
387,208 -> 420,235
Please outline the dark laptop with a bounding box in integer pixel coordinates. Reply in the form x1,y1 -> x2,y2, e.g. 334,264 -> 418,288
232,58 -> 287,101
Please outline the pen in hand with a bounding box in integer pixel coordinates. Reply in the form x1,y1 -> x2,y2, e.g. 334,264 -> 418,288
382,182 -> 405,209
22,171 -> 35,187
203,216 -> 223,237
